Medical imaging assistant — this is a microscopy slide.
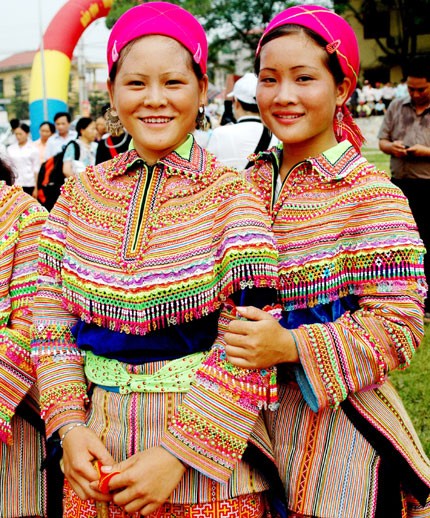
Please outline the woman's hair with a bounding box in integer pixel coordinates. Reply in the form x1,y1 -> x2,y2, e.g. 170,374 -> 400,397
254,24 -> 345,85
109,36 -> 204,83
16,122 -> 30,134
75,117 -> 94,136
0,157 -> 16,186
39,120 -> 55,133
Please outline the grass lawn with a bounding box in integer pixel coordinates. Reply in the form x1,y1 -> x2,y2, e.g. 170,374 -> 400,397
390,323 -> 430,458
361,146 -> 390,172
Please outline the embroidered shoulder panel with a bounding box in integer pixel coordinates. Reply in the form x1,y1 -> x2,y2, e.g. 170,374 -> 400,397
40,148 -> 278,334
249,144 -> 426,310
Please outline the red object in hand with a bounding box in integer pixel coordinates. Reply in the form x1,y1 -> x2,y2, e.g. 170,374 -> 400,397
93,460 -> 120,494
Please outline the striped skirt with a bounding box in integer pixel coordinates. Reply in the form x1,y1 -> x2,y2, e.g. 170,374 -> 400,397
63,374 -> 271,517
264,382 -> 430,517
0,413 -> 47,517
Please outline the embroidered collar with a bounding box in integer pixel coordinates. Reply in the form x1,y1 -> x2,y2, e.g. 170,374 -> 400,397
104,134 -> 206,181
255,140 -> 363,182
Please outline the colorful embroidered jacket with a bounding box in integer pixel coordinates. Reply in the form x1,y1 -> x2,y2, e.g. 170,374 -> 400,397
0,183 -> 47,444
243,140 -> 430,515
30,137 -> 279,450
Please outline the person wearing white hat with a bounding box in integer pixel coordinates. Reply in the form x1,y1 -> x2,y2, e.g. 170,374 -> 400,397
207,73 -> 276,169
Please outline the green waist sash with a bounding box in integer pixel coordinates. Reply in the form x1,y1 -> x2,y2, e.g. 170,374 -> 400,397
84,350 -> 206,394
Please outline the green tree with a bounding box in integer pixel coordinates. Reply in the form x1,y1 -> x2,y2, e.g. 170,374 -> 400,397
334,0 -> 430,75
10,75 -> 29,120
106,0 -> 141,28
89,90 -> 110,116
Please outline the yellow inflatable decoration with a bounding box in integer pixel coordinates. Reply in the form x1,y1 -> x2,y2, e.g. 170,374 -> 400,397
29,0 -> 113,138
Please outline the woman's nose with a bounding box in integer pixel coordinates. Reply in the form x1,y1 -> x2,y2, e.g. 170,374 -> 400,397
274,81 -> 298,104
143,85 -> 167,107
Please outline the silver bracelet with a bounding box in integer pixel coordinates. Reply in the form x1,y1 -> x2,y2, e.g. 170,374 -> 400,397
60,422 -> 86,447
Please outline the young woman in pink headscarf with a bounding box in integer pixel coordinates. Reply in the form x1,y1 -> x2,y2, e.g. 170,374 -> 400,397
30,2 -> 282,517
222,5 -> 430,517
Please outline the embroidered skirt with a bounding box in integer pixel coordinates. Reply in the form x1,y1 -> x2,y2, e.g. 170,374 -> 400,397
64,480 -> 270,517
63,365 -> 270,516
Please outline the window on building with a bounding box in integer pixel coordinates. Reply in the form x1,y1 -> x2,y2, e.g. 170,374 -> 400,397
13,75 -> 23,97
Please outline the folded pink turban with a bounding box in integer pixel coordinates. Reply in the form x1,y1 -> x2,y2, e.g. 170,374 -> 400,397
107,2 -> 208,75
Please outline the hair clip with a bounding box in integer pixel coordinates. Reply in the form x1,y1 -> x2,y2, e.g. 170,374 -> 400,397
111,41 -> 119,63
326,39 -> 341,54
193,43 -> 202,64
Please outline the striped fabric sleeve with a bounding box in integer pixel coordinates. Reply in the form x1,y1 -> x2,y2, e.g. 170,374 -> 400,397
30,184 -> 88,438
0,202 -> 47,444
161,305 -> 278,483
293,271 -> 425,412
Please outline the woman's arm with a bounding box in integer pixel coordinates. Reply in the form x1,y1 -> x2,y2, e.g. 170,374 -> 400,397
228,175 -> 427,412
0,199 -> 47,444
30,180 -> 87,436
62,142 -> 77,178
158,179 -> 280,483
30,180 -> 115,500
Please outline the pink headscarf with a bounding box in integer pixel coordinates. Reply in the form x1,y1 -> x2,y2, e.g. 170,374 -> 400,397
107,2 -> 208,75
256,4 -> 364,150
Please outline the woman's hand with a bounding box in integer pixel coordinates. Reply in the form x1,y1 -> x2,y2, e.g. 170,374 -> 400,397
224,306 -> 299,368
91,446 -> 187,516
60,424 -> 115,502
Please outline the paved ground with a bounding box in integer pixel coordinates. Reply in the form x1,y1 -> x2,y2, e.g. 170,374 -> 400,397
355,115 -> 384,149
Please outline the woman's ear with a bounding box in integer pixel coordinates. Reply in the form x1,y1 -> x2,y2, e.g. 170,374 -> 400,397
107,78 -> 115,108
199,74 -> 209,107
336,77 -> 352,106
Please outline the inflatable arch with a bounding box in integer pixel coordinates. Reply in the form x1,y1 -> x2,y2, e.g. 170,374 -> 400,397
29,0 -> 113,139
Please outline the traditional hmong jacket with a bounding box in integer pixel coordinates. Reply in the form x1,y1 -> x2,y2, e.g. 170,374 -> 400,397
0,183 -> 47,445
243,140 -> 430,516
30,136 -> 279,447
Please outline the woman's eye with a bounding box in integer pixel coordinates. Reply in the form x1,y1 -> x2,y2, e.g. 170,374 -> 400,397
260,77 -> 276,84
297,75 -> 313,82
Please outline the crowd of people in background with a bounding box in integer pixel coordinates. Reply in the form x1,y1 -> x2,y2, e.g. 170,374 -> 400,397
0,105 -> 132,208
347,78 -> 408,117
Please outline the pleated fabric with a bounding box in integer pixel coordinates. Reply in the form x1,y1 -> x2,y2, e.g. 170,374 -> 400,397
0,412 -> 46,516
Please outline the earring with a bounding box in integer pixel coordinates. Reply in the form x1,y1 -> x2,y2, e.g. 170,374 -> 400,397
335,106 -> 344,139
105,107 -> 123,136
196,105 -> 209,131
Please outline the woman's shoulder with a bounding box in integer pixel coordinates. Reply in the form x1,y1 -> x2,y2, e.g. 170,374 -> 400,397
0,183 -> 47,224
60,153 -> 134,206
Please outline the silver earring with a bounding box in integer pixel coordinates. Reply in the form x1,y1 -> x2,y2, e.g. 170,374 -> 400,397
335,106 -> 344,138
196,105 -> 208,131
105,107 -> 123,136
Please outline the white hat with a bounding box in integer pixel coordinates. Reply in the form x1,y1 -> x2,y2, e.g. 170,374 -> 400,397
227,73 -> 258,105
